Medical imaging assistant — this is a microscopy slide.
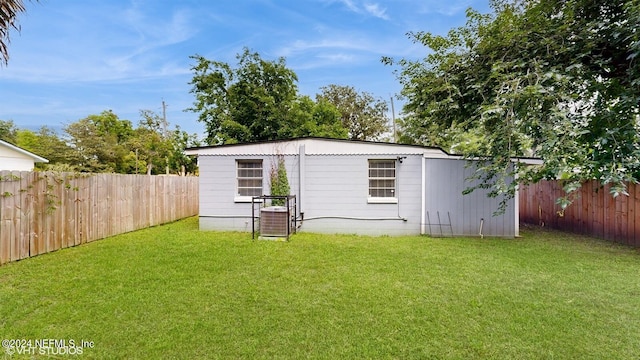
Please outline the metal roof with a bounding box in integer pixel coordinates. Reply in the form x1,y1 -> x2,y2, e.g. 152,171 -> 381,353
184,137 -> 543,164
185,137 -> 451,158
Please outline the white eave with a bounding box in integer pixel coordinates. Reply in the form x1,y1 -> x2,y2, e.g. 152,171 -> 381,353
185,137 -> 451,158
0,139 -> 49,163
184,137 -> 543,164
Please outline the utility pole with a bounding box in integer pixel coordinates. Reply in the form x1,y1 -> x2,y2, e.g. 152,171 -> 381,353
161,99 -> 168,138
162,99 -> 169,175
390,96 -> 396,143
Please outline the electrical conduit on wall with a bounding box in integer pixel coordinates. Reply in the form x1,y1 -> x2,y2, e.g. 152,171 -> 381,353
296,148 -> 407,225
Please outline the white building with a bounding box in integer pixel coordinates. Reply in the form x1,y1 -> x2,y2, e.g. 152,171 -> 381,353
186,137 -> 540,237
0,139 -> 49,171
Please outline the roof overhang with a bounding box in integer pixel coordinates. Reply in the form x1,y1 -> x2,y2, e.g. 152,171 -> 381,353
184,137 -> 543,164
185,137 -> 451,158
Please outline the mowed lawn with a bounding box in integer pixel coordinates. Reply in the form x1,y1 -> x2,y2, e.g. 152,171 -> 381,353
1,218 -> 640,359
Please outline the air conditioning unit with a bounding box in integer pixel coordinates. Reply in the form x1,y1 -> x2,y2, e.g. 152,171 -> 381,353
260,206 -> 289,238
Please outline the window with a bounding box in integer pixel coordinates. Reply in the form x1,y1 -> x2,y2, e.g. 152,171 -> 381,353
236,160 -> 263,199
368,160 -> 396,202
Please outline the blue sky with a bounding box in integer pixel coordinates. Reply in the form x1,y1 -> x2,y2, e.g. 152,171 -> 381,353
0,0 -> 490,137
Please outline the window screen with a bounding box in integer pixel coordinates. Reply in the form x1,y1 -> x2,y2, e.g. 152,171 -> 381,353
237,160 -> 263,197
368,160 -> 396,198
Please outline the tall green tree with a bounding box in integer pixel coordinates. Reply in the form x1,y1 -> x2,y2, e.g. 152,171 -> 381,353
15,126 -> 75,168
1,121 -> 75,168
167,125 -> 200,175
130,110 -> 201,175
188,48 -> 299,145
188,48 -> 349,144
318,84 -> 389,141
281,96 -> 348,139
385,0 -> 640,211
0,120 -> 18,143
131,110 -> 171,175
65,110 -> 134,173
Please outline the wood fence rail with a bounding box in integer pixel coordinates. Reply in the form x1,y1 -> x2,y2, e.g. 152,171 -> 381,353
0,171 -> 199,265
519,180 -> 640,247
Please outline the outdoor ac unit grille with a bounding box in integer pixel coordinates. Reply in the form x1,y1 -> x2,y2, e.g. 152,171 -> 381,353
260,207 -> 289,237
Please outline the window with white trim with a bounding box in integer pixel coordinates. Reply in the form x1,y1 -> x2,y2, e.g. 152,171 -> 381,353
368,160 -> 396,200
236,160 -> 263,198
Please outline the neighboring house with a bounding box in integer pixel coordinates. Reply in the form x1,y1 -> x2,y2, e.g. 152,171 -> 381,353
185,137 -> 540,238
0,139 -> 48,171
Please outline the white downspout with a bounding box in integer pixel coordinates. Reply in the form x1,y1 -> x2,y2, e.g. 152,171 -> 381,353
421,154 -> 426,235
298,144 -> 305,216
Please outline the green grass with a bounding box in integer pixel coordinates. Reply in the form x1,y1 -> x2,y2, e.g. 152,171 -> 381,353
1,218 -> 640,359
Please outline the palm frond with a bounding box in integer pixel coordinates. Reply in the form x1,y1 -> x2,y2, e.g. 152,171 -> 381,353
0,0 -> 27,66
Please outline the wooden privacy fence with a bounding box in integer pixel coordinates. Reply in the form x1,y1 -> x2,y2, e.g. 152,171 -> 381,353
519,180 -> 640,247
0,171 -> 199,265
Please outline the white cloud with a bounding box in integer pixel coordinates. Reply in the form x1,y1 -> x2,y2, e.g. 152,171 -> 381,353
0,2 -> 198,84
364,3 -> 389,20
336,0 -> 360,13
320,0 -> 390,20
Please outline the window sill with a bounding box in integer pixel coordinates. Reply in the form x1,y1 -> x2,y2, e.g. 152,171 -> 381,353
234,196 -> 262,203
367,197 -> 398,204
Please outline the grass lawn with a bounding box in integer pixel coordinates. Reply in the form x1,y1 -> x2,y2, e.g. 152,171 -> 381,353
1,217 -> 640,359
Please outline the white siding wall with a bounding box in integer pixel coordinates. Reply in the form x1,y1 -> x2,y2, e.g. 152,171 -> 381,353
199,154 -> 300,232
297,154 -> 422,236
198,152 -> 517,237
423,158 -> 516,237
0,147 -> 35,171
0,157 -> 34,171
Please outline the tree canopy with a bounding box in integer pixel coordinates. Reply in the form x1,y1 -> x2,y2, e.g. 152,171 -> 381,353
63,110 -> 199,174
187,48 -> 349,145
64,110 -> 135,173
0,119 -> 18,142
1,109 -> 199,175
385,0 -> 640,210
0,120 -> 77,170
318,84 -> 390,141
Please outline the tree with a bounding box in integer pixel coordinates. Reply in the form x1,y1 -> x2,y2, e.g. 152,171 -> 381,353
14,127 -> 38,151
64,110 -> 134,173
0,0 -> 36,66
1,121 -> 75,168
318,84 -> 389,141
188,48 -> 349,145
188,48 -> 299,145
129,110 -> 201,175
63,109 -> 200,175
0,120 -> 18,143
130,110 -> 171,175
167,126 -> 200,175
15,127 -> 76,169
385,0 -> 640,211
281,96 -> 348,139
